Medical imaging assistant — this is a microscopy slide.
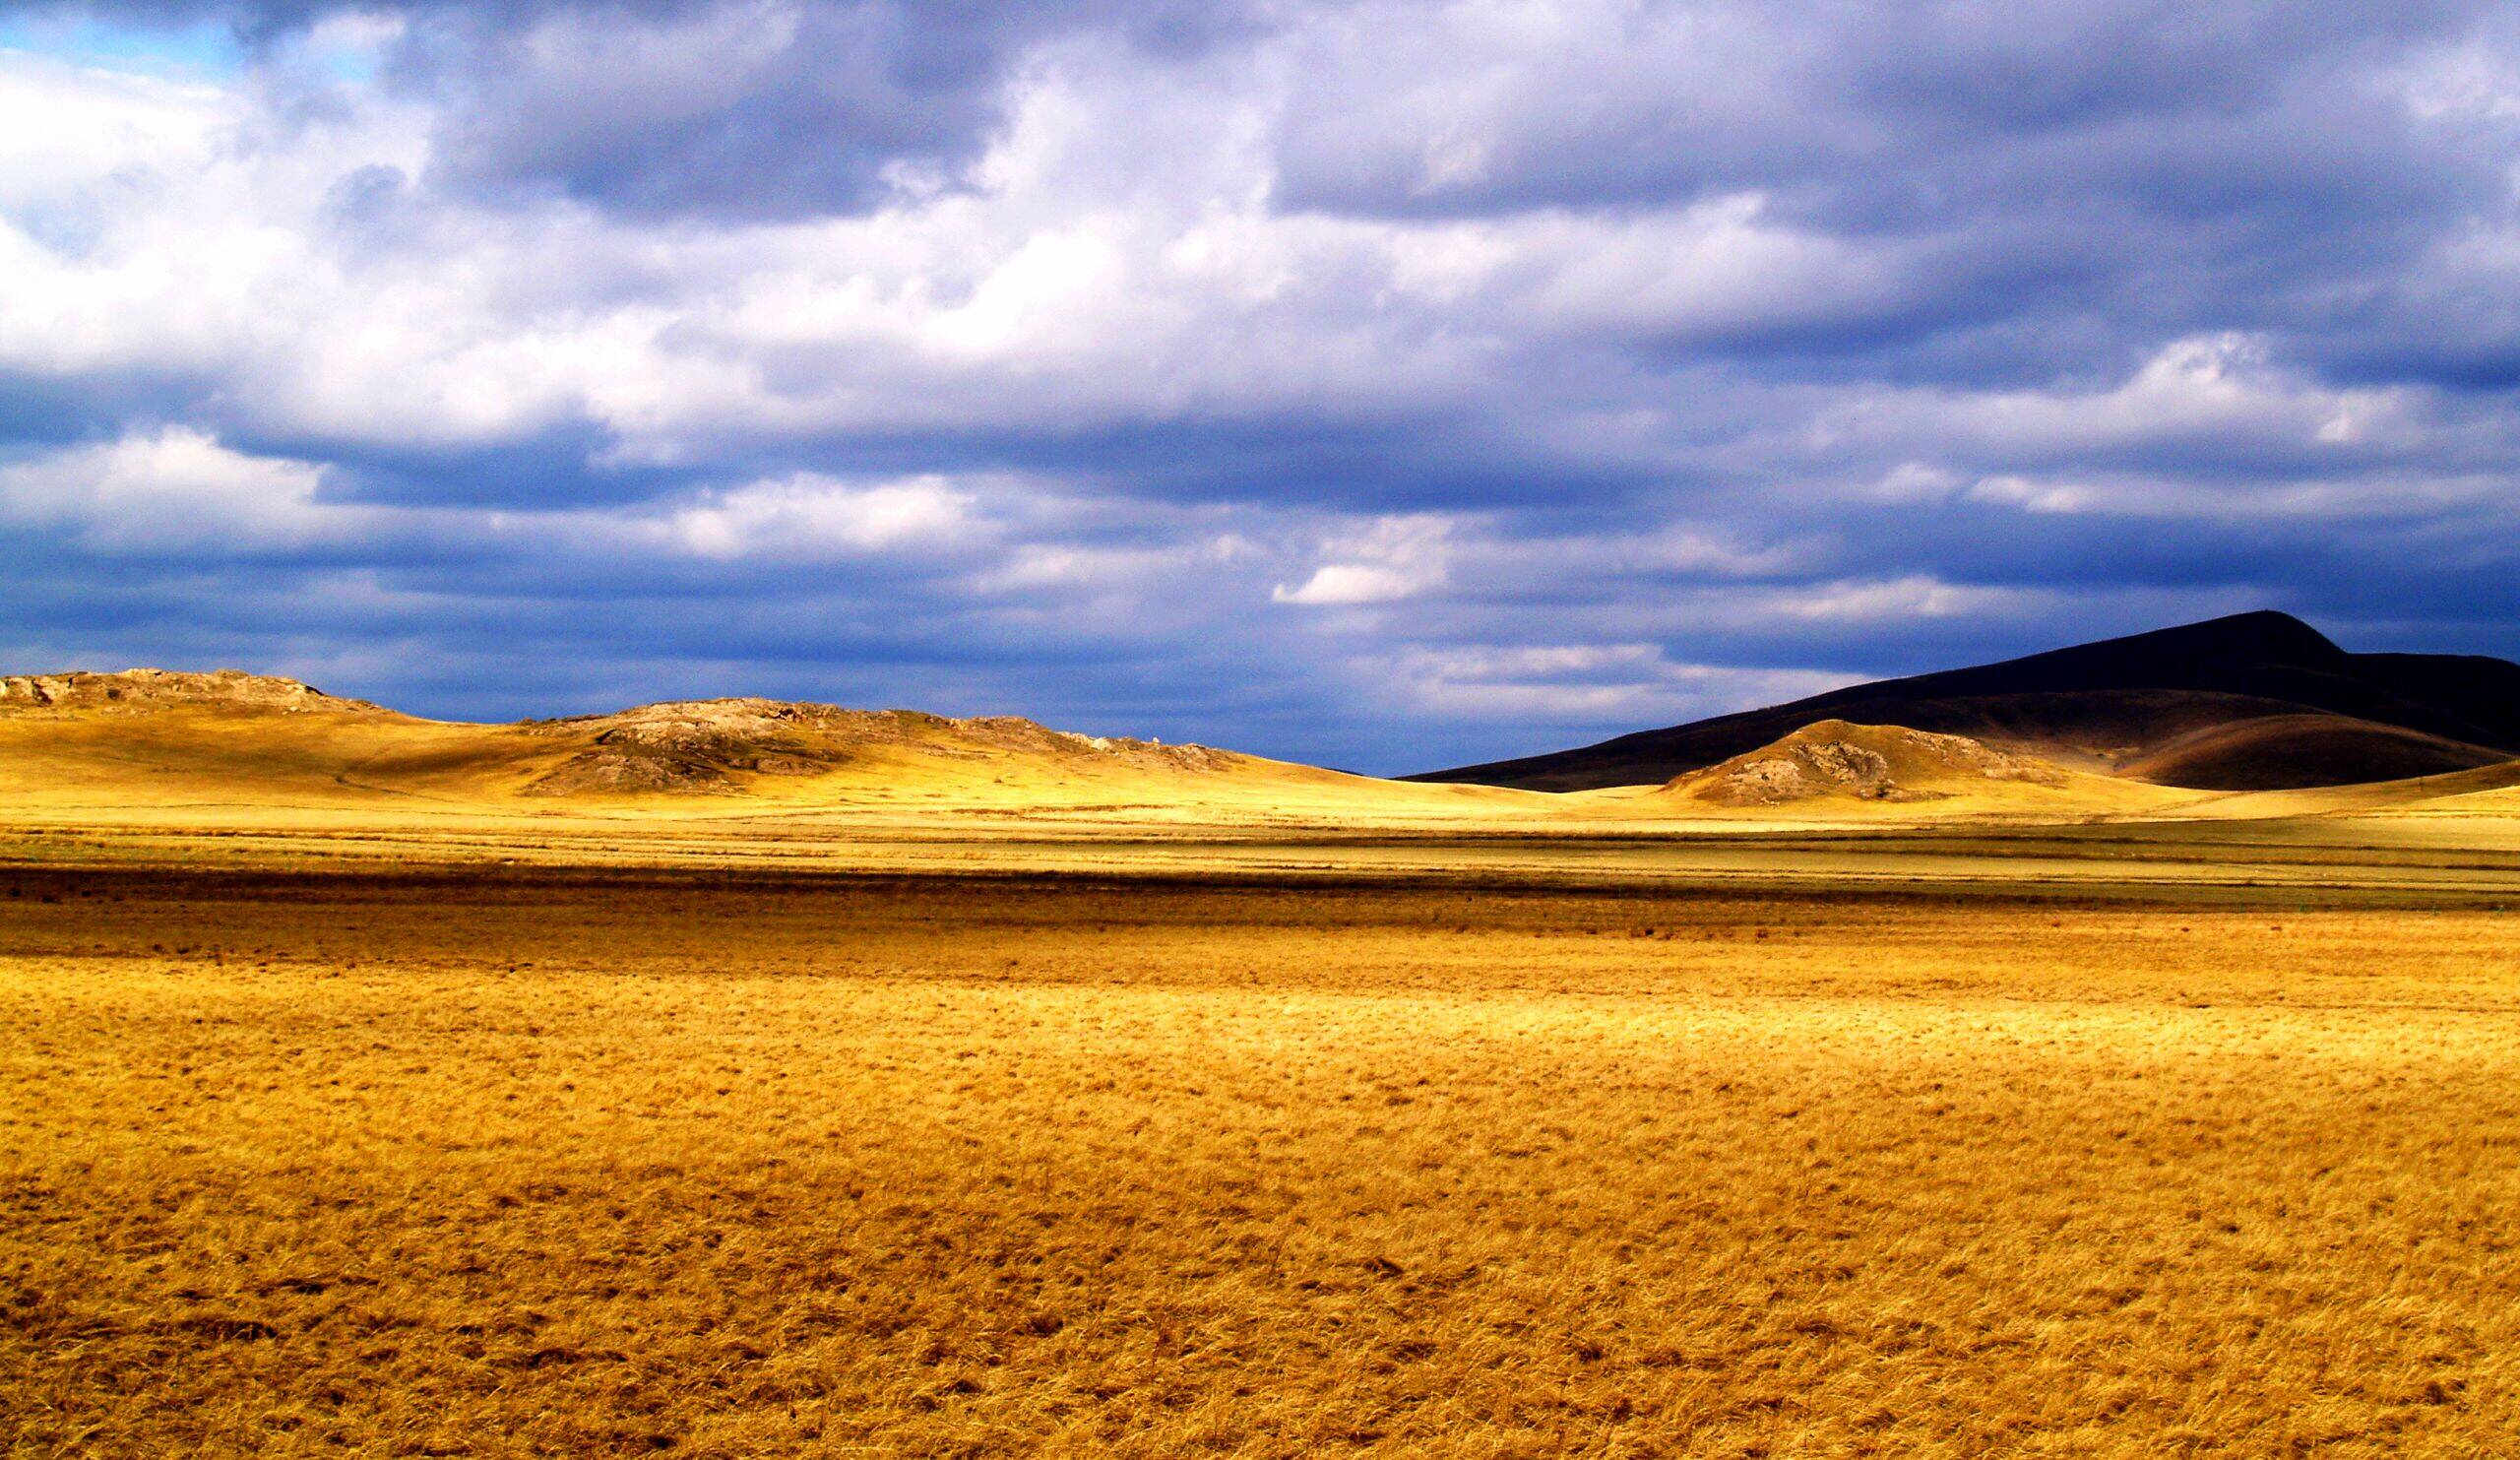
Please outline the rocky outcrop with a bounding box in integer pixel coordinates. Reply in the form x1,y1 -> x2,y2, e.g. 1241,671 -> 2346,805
0,668 -> 378,715
1668,720 -> 2067,806
519,698 -> 1228,794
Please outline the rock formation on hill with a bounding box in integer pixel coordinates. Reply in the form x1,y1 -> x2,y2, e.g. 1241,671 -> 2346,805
1663,721 -> 2069,806
0,668 -> 379,715
519,698 -> 1229,794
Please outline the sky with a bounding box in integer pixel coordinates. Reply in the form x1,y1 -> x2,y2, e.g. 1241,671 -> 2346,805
5,2 -> 2520,774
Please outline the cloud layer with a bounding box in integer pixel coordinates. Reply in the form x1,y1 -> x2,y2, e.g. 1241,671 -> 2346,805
6,0 -> 2520,772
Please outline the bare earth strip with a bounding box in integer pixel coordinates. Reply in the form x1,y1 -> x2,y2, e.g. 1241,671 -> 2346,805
5,849 -> 2520,1457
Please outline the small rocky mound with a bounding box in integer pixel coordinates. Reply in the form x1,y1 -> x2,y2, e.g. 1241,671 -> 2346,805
521,698 -> 1229,795
1667,720 -> 2067,806
0,668 -> 377,715
522,700 -> 845,795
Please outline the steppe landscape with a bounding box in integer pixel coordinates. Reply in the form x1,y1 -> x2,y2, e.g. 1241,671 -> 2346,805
8,614 -> 2520,1456
22,4 -> 2520,1453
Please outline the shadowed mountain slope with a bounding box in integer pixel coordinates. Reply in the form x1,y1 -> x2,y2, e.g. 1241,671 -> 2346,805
1414,612 -> 2520,792
2114,715 -> 2511,792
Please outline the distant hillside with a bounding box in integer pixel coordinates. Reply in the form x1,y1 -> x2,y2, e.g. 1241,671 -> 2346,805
0,667 -> 1523,825
0,669 -> 1253,806
1658,721 -> 2067,806
508,698 -> 1236,796
1568,720 -> 2199,826
0,668 -> 386,716
1413,611 -> 2520,792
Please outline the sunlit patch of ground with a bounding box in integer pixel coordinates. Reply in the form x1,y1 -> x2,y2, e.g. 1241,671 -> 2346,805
6,857 -> 2519,1456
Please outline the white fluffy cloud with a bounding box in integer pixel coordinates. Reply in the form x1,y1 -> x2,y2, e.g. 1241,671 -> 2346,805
1274,515 -> 1456,605
0,19 -> 1946,462
0,49 -> 232,209
0,428 -> 353,550
0,430 -> 985,564
661,474 -> 977,559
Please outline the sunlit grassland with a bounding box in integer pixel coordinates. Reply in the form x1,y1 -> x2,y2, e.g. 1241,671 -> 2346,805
6,857 -> 2520,1456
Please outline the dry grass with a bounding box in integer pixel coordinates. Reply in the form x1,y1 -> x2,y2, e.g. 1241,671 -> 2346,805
0,702 -> 1563,830
6,861 -> 2520,1457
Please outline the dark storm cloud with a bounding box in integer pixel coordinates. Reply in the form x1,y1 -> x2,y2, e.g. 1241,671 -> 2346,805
733,413 -> 1670,514
291,433 -> 707,510
1272,1 -> 2511,397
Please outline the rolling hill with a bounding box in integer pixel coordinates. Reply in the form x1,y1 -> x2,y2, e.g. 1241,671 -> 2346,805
1570,720 -> 2193,822
0,668 -> 1522,824
11,645 -> 2520,835
1414,611 -> 2520,792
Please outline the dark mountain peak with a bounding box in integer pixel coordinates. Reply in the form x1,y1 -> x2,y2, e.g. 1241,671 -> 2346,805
1881,610 -> 2346,702
1414,611 -> 2520,793
2113,609 -> 2342,666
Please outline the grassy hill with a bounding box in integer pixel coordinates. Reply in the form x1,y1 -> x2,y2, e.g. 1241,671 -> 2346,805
8,667 -> 2520,847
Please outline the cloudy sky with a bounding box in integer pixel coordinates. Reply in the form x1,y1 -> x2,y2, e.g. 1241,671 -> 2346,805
5,1 -> 2520,772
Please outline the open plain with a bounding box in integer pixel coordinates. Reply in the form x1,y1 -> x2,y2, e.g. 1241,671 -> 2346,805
8,810 -> 2520,1457
21,0 -> 2520,1448
8,665 -> 2520,1455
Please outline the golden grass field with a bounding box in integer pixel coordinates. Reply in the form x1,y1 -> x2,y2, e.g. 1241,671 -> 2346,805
8,837 -> 2520,1457
8,684 -> 2520,1455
